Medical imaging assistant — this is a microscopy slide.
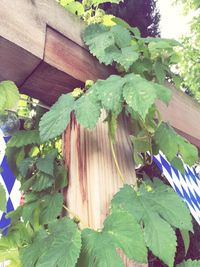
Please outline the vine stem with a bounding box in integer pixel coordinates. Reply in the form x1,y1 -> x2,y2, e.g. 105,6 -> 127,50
109,139 -> 126,184
62,205 -> 88,229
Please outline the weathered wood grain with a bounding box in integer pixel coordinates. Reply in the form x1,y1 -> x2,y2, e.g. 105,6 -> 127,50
63,112 -> 147,266
63,112 -> 136,229
0,37 -> 40,87
45,27 -> 112,83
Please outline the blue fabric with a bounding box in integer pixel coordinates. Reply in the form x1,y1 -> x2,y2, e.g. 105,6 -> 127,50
153,152 -> 200,225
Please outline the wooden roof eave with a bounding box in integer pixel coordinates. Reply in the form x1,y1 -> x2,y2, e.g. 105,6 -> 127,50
0,0 -> 200,148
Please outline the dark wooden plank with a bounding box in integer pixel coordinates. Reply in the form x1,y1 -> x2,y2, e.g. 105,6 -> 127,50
0,37 -> 40,86
21,62 -> 83,105
44,27 -> 112,82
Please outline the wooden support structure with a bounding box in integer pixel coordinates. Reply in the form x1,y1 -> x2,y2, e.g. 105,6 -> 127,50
0,1 -> 200,266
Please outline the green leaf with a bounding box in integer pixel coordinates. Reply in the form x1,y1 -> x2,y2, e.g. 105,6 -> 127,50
65,1 -> 84,16
177,259 -> 200,267
54,164 -> 68,190
84,24 -> 116,65
19,158 -> 35,177
94,75 -> 125,113
110,25 -> 131,48
153,83 -> 172,105
111,181 -> 192,267
16,147 -> 25,168
154,62 -> 166,84
74,92 -> 101,129
130,132 -> 151,153
83,24 -> 132,66
180,229 -> 190,256
0,182 -> 6,212
111,185 -> 143,222
108,112 -> 118,142
171,157 -> 185,174
114,46 -> 139,71
39,193 -> 63,224
21,218 -> 81,267
143,213 -> 176,267
36,149 -> 58,176
31,171 -> 54,192
123,74 -> 157,120
0,81 -> 20,111
39,94 -> 74,142
7,130 -> 41,148
92,0 -> 122,6
103,211 -> 147,262
0,244 -> 21,267
154,122 -> 198,165
20,229 -> 48,267
77,229 -> 124,267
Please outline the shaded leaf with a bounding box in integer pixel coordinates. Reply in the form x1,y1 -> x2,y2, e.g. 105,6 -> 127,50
0,81 -> 20,111
0,182 -> 6,212
39,193 -> 63,224
36,149 -> 58,176
21,218 -> 81,267
123,74 -> 157,120
177,259 -> 200,267
39,94 -> 74,142
154,123 -> 198,166
7,130 -> 41,148
94,75 -> 125,113
77,229 -> 124,267
74,92 -> 101,129
103,211 -> 147,262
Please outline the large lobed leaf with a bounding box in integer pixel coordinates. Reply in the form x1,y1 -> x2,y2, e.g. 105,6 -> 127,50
77,230 -> 124,267
20,218 -> 81,267
77,211 -> 147,267
111,180 -> 193,267
84,24 -> 139,70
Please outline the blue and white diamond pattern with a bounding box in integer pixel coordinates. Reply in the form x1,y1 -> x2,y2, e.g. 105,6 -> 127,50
0,132 -> 20,231
153,151 -> 200,225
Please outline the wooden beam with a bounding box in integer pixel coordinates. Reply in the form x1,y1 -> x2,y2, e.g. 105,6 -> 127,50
157,83 -> 200,148
1,0 -> 200,146
63,113 -> 147,267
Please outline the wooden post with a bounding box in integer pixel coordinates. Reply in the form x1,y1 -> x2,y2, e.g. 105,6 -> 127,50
63,112 -> 147,267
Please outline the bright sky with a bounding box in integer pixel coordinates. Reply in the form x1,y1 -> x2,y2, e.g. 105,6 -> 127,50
157,0 -> 192,39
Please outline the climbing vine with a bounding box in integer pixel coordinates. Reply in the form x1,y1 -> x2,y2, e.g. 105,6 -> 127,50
0,0 -> 199,267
